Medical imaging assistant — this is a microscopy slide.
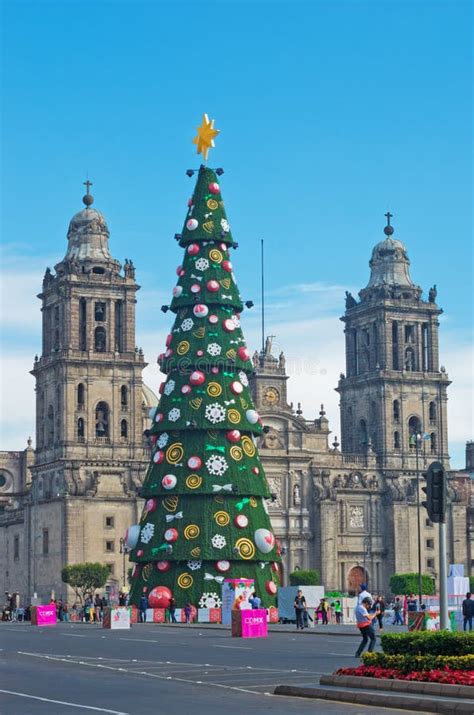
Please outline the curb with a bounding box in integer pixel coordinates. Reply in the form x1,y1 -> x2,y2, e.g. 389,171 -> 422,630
320,674 -> 473,699
274,685 -> 474,713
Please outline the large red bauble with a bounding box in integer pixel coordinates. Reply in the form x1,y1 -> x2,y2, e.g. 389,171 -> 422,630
226,429 -> 241,443
265,580 -> 278,596
189,370 -> 206,386
237,346 -> 250,361
187,243 -> 200,255
222,319 -> 235,333
156,561 -> 171,572
222,260 -> 232,272
148,586 -> 173,608
208,182 -> 220,194
230,381 -> 243,395
206,280 -> 220,292
164,527 -> 178,543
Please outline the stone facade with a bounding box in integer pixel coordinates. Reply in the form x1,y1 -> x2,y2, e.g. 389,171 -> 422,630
0,209 -> 472,602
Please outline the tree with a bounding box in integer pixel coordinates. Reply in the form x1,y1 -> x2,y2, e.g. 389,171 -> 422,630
289,570 -> 320,586
389,573 -> 436,596
61,562 -> 109,604
127,164 -> 281,609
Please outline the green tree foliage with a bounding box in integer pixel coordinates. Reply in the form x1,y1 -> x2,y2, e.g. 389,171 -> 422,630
381,631 -> 474,656
61,562 -> 109,603
389,573 -> 435,596
289,569 -> 320,585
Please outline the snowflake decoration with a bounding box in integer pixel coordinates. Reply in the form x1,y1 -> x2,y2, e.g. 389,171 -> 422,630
205,402 -> 226,424
168,408 -> 181,422
187,560 -> 202,571
181,318 -> 194,332
230,315 -> 240,328
206,454 -> 228,477
164,379 -> 176,396
238,371 -> 249,387
220,218 -> 230,233
157,433 -> 169,449
195,257 -> 209,272
207,342 -> 222,357
211,534 -> 226,550
199,592 -> 222,609
140,523 -> 155,544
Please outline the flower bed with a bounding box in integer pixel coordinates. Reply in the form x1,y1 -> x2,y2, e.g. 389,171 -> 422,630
336,665 -> 474,686
362,651 -> 474,672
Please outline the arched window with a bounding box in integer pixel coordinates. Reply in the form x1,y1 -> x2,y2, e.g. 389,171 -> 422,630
77,418 -> 85,439
408,416 -> 422,448
393,431 -> 401,449
95,401 -> 109,438
77,383 -> 85,408
120,419 -> 128,439
404,347 -> 415,371
120,385 -> 128,408
358,419 -> 368,450
429,401 -> 437,423
94,326 -> 107,352
393,400 -> 400,422
430,432 -> 437,453
47,405 -> 54,444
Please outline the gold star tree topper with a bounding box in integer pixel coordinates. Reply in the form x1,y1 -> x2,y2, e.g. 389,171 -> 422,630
192,114 -> 220,161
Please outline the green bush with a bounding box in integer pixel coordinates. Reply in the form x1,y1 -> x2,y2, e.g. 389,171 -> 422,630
381,631 -> 474,656
470,575 -> 474,592
389,573 -> 435,596
363,652 -> 474,673
289,569 -> 320,586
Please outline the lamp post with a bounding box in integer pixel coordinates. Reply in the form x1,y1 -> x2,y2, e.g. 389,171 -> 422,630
414,431 -> 423,610
363,535 -> 371,587
119,538 -> 129,590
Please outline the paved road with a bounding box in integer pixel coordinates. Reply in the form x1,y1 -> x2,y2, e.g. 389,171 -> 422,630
0,622 -> 420,714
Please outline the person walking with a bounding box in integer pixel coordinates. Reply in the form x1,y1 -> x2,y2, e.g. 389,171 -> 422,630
462,592 -> 474,632
294,590 -> 306,630
139,594 -> 148,623
375,596 -> 386,630
355,596 -> 377,658
169,596 -> 177,623
334,600 -> 343,624
184,603 -> 192,624
319,598 -> 329,625
392,597 -> 403,625
249,592 -> 261,609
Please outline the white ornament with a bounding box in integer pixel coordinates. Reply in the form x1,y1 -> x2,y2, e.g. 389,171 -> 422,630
125,524 -> 140,549
199,592 -> 222,609
211,534 -> 226,549
164,379 -> 176,396
168,407 -> 181,422
254,528 -> 275,554
231,314 -> 240,328
220,218 -> 230,233
157,432 -> 169,449
181,318 -> 194,332
195,257 -> 209,271
140,523 -> 155,544
206,454 -> 228,477
246,409 -> 259,424
207,342 -> 222,356
173,286 -> 183,298
238,371 -> 249,387
187,560 -> 202,571
205,402 -> 226,424
187,218 -> 198,231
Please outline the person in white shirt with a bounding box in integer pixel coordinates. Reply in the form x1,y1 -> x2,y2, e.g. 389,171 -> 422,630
354,597 -> 377,657
357,583 -> 373,607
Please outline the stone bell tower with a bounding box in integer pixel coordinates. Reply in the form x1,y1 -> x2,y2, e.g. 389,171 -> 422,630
337,214 -> 450,470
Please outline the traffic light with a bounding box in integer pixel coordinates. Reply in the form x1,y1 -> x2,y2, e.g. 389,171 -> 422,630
421,461 -> 447,523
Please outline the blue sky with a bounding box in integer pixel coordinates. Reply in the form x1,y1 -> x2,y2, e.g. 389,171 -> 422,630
1,0 -> 472,466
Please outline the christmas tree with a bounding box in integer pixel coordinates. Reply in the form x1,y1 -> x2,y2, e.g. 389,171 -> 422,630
127,116 -> 281,611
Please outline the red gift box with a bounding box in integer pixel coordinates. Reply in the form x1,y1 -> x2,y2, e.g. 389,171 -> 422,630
209,608 -> 221,623
153,608 -> 166,623
130,605 -> 138,624
268,606 -> 279,623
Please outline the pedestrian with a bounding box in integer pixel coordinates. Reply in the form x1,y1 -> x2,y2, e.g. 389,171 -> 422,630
318,598 -> 329,625
392,597 -> 403,625
406,593 -> 418,613
184,603 -> 192,624
462,592 -> 474,632
62,602 -> 69,622
294,590 -> 306,630
334,599 -> 343,624
169,596 -> 177,623
355,596 -> 377,658
94,593 -> 102,622
357,583 -> 373,607
249,592 -> 261,609
139,594 -> 148,623
375,596 -> 385,630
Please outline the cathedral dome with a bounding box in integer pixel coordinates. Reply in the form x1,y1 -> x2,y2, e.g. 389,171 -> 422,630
366,233 -> 414,288
65,206 -> 113,263
141,383 -> 159,409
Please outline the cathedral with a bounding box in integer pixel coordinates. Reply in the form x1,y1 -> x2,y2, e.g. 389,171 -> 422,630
0,192 -> 472,601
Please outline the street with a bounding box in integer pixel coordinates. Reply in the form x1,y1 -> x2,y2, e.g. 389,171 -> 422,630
0,622 -> 422,714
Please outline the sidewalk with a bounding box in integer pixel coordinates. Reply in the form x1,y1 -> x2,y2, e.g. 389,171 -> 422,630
137,622 -> 404,636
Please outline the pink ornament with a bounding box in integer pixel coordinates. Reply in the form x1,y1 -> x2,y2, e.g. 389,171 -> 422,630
187,198 -> 193,207
136,549 -> 144,557
265,580 -> 278,596
164,527 -> 178,543
189,370 -> 206,386
206,280 -> 220,292
181,384 -> 192,395
222,260 -> 232,272
208,314 -> 219,324
156,560 -> 171,572
187,455 -> 202,470
153,450 -> 165,464
208,182 -> 220,194
216,560 -> 231,573
142,585 -> 147,593
186,218 -> 198,231
159,382 -> 165,395
193,304 -> 209,318
222,319 -> 235,333
230,381 -> 243,395
211,366 -> 219,374
271,562 -> 279,573
162,474 -> 177,490
190,283 -> 201,294
165,334 -> 173,347
154,412 -> 164,423
148,585 -> 173,608
146,498 -> 157,512
165,348 -> 173,358
237,346 -> 250,361
187,243 -> 200,255
234,514 -> 249,529
172,285 -> 183,298
157,353 -> 165,363
150,435 -> 157,445
226,429 -> 241,443
176,265 -> 183,276
196,349 -> 204,357
252,466 -> 259,475
219,243 -> 227,251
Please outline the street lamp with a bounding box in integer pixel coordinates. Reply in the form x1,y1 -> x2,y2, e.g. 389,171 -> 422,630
412,431 -> 424,610
362,535 -> 371,588
119,538 -> 130,590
